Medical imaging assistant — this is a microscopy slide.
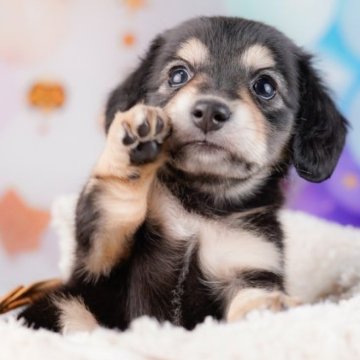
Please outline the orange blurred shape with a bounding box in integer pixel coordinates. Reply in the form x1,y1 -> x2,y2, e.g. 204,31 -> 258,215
122,33 -> 136,47
0,190 -> 50,255
123,0 -> 146,10
28,81 -> 66,111
342,173 -> 358,189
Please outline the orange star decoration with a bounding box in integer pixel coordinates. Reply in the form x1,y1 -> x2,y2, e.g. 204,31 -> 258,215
0,190 -> 50,255
123,0 -> 146,10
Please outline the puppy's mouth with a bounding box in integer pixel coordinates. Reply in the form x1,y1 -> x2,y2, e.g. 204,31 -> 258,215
169,138 -> 250,165
178,140 -> 227,153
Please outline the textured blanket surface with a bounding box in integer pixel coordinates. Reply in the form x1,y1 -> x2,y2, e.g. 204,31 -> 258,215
1,199 -> 360,359
1,298 -> 360,360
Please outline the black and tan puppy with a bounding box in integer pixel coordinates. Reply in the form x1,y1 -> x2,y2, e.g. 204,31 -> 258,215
19,16 -> 347,333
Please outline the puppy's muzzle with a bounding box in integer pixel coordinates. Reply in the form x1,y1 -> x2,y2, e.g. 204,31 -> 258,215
191,99 -> 231,133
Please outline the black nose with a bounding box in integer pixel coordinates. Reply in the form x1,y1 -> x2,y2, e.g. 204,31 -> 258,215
191,100 -> 231,133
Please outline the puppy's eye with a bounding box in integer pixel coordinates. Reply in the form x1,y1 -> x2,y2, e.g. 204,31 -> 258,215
168,66 -> 191,87
253,75 -> 277,100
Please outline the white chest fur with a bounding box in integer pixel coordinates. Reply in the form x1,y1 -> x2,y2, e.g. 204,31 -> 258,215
149,183 -> 282,281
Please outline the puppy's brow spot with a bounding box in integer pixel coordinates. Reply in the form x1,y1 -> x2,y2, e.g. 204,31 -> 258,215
177,37 -> 209,66
241,44 -> 275,70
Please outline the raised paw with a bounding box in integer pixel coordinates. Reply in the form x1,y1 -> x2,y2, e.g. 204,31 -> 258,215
114,104 -> 171,165
226,289 -> 301,323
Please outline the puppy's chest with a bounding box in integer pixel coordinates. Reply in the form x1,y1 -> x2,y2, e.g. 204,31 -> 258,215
149,186 -> 282,280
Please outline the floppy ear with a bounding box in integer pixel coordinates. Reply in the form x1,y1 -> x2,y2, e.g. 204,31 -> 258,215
104,36 -> 164,132
291,52 -> 348,183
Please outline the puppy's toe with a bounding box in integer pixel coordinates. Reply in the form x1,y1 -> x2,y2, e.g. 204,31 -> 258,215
130,141 -> 161,165
227,289 -> 301,323
265,291 -> 302,312
131,105 -> 171,143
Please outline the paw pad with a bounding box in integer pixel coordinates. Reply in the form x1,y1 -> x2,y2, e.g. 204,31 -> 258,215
118,106 -> 171,165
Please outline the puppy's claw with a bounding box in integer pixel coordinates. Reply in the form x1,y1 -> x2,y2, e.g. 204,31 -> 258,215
155,116 -> 164,135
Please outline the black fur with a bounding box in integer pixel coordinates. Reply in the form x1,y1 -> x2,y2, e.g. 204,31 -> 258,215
292,54 -> 348,182
75,184 -> 101,262
18,294 -> 61,331
238,270 -> 284,291
158,164 -> 285,220
105,36 -> 164,133
19,16 -> 347,332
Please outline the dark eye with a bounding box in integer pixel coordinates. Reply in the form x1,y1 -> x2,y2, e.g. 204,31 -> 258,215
253,76 -> 277,100
168,66 -> 191,87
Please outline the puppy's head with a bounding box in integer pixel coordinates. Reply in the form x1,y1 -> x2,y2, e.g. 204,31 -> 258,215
106,17 -> 347,194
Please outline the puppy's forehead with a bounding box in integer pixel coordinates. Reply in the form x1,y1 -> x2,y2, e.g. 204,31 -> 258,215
156,17 -> 299,95
175,37 -> 275,71
176,36 -> 276,76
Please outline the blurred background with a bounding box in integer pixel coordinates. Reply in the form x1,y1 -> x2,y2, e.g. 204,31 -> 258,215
0,0 -> 359,294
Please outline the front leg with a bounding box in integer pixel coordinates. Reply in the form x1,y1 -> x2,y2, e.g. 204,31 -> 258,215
18,105 -> 170,331
226,271 -> 300,322
76,104 -> 171,279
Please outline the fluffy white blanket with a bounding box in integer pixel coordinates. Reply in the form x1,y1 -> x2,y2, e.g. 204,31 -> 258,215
1,196 -> 360,359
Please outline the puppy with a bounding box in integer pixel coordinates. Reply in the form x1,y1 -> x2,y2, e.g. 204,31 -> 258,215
19,16 -> 347,333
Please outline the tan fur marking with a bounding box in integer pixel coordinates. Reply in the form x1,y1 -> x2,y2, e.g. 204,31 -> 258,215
226,288 -> 301,322
81,105 -> 169,278
55,297 -> 98,334
164,82 -> 198,130
240,44 -> 275,70
177,37 -> 209,66
198,223 -> 282,280
149,182 -> 282,280
240,89 -> 268,144
83,176 -> 154,276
